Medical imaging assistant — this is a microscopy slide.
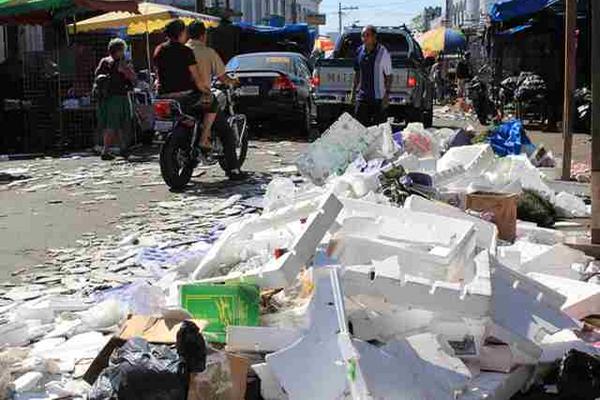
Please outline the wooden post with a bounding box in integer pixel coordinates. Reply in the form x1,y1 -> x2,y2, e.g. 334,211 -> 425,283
592,0 -> 600,243
561,0 -> 577,180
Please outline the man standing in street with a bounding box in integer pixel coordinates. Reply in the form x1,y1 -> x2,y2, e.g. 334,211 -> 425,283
350,25 -> 393,127
456,52 -> 472,98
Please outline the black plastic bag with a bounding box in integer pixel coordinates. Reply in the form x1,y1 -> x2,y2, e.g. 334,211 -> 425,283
177,320 -> 207,374
89,337 -> 185,400
557,349 -> 600,400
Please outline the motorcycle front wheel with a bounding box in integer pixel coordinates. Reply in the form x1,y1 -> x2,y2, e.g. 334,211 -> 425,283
218,115 -> 249,172
159,126 -> 194,190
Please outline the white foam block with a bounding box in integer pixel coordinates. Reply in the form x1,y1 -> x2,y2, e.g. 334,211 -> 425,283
527,273 -> 600,319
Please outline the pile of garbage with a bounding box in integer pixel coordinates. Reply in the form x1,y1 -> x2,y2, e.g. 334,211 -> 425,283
1,113 -> 599,400
512,73 -> 548,103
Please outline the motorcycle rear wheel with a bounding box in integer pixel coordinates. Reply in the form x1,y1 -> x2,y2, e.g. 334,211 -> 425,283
160,131 -> 194,190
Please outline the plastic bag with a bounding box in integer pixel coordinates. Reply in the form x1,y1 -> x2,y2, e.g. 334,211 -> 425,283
264,178 -> 296,212
177,320 -> 207,374
557,349 -> 600,400
488,119 -> 535,157
554,192 -> 589,218
80,300 -> 124,330
296,113 -> 370,185
402,123 -> 439,158
89,337 -> 185,400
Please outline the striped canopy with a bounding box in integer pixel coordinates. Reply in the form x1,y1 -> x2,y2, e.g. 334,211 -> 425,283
69,1 -> 219,35
0,0 -> 138,24
418,27 -> 467,57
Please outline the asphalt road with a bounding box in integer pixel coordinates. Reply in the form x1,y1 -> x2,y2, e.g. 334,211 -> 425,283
0,115 -> 593,280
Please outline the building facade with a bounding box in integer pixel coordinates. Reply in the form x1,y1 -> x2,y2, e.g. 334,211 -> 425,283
202,0 -> 320,25
447,0 -> 494,28
422,6 -> 443,31
150,0 -> 321,25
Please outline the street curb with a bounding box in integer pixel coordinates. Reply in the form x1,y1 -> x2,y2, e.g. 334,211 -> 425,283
0,153 -> 45,162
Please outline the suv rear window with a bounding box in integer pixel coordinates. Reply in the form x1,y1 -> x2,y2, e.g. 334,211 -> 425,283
336,32 -> 411,59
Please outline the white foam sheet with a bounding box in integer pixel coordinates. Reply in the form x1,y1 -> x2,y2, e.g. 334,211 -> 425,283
342,251 -> 492,320
527,273 -> 600,319
404,195 -> 498,252
459,365 -> 534,400
437,144 -> 495,173
348,335 -> 472,400
192,194 -> 343,288
520,244 -> 590,280
539,329 -> 600,363
335,199 -> 478,283
252,363 -> 289,400
191,193 -> 331,281
226,326 -> 302,353
265,269 -> 348,400
490,258 -> 581,361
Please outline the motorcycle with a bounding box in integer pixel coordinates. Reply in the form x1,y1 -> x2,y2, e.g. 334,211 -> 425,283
154,83 -> 249,190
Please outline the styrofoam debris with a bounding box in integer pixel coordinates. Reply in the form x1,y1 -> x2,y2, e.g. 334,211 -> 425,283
3,112 -> 596,400
11,371 -> 44,393
554,191 -> 590,218
490,259 -> 581,358
527,273 -> 600,319
520,243 -> 591,279
404,195 -> 498,251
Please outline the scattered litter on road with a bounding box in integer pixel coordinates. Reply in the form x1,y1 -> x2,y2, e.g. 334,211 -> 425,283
0,112 -> 598,400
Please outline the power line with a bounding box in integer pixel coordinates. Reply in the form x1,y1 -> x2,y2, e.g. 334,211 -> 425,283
339,2 -> 359,33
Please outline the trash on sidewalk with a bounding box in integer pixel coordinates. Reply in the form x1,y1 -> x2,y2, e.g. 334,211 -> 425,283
1,111 -> 597,400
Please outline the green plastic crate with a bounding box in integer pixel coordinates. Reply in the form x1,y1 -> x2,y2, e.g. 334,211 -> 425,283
180,283 -> 260,343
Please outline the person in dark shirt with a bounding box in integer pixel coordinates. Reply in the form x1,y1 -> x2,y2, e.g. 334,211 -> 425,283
456,52 -> 472,98
95,38 -> 136,160
350,25 -> 393,127
153,19 -> 208,95
153,19 -> 246,180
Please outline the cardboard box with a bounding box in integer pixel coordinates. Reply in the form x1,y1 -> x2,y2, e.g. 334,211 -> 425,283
119,315 -> 208,344
188,350 -> 250,400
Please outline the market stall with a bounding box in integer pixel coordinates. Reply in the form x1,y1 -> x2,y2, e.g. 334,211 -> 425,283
0,0 -> 140,153
69,2 -> 219,72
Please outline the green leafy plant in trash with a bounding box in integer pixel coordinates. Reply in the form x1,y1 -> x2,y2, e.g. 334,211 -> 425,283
379,165 -> 432,206
379,166 -> 411,205
517,189 -> 557,228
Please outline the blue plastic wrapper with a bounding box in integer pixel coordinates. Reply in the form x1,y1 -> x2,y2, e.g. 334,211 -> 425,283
488,119 -> 535,157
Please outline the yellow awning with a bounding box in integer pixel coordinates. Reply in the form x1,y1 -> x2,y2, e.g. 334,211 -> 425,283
69,1 -> 219,35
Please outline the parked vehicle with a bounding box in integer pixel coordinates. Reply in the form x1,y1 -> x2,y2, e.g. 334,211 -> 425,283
225,52 -> 316,136
312,26 -> 434,128
154,83 -> 248,190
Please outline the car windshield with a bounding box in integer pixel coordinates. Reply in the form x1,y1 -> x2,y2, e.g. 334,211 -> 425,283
226,55 -> 294,73
336,32 -> 411,59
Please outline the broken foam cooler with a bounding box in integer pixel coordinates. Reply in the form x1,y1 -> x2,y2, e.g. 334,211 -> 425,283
180,283 -> 260,343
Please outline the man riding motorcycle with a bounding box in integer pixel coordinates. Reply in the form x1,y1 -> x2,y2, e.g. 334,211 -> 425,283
153,19 -> 247,181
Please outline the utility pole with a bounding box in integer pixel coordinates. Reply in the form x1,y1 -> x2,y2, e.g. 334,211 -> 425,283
561,0 -> 577,180
195,0 -> 205,13
338,2 -> 359,34
292,0 -> 297,23
592,0 -> 600,243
